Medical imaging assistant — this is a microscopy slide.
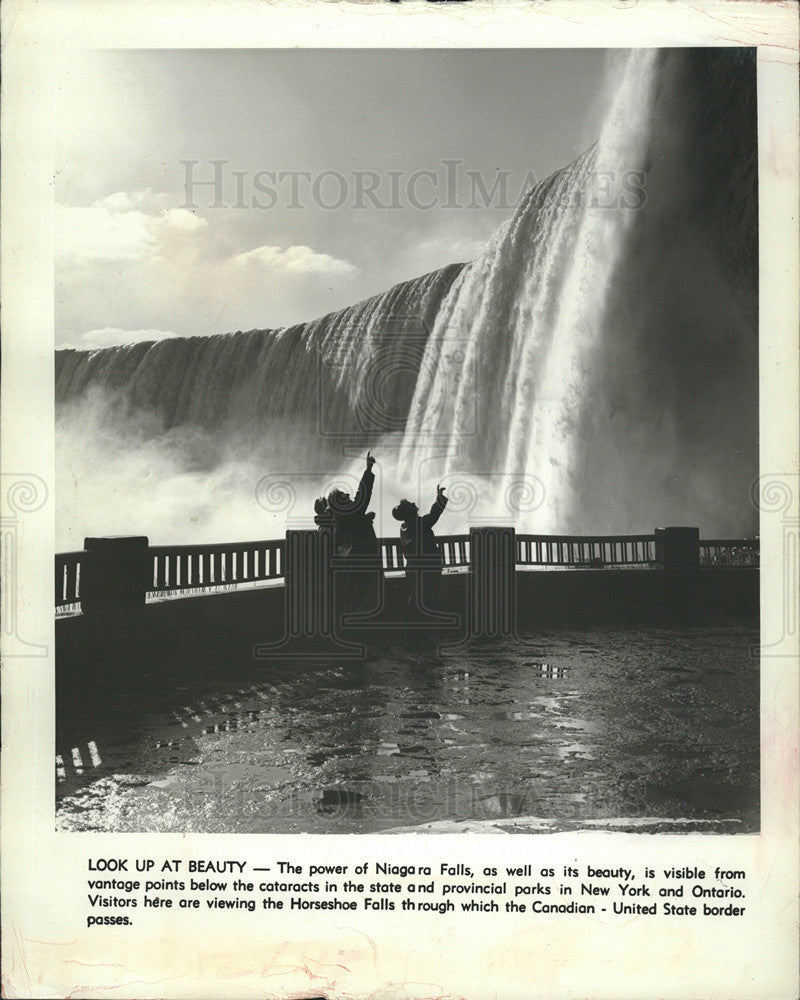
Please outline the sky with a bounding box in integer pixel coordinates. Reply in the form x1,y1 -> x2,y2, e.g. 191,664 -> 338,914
55,48 -> 610,349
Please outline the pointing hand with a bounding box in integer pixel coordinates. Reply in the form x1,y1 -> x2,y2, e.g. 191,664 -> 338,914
366,450 -> 376,469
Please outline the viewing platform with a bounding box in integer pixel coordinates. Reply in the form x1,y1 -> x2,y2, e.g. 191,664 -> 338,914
56,527 -> 759,617
55,527 -> 758,675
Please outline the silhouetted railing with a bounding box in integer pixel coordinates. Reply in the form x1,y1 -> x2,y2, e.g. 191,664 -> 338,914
379,534 -> 469,571
699,539 -> 759,567
55,540 -> 285,608
516,533 -> 655,567
379,538 -> 405,571
149,540 -> 284,592
55,551 -> 83,607
433,534 -> 471,568
55,530 -> 759,611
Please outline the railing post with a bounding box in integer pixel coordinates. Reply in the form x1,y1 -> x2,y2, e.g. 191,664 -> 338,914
654,526 -> 700,614
467,526 -> 517,638
654,527 -> 700,571
80,536 -> 150,616
253,529 -> 362,659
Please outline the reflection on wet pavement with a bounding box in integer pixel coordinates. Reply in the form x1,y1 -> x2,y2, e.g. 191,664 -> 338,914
56,623 -> 759,833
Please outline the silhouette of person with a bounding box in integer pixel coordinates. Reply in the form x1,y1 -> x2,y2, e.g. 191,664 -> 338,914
392,485 -> 448,614
326,452 -> 382,616
313,496 -> 333,529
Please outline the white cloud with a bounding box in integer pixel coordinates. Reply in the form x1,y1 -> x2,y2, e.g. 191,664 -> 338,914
96,191 -> 138,212
56,191 -> 208,265
160,208 -> 207,232
232,244 -> 358,276
56,192 -> 360,340
60,328 -> 180,350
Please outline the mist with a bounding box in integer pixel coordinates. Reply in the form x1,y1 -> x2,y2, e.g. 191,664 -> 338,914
56,50 -> 758,551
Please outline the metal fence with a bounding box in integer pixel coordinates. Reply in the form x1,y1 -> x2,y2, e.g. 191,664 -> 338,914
55,551 -> 83,607
55,531 -> 759,610
699,539 -> 760,567
56,540 -> 285,608
516,534 -> 656,567
149,540 -> 285,592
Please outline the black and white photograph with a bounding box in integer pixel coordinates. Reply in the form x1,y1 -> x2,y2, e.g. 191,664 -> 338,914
4,2 -> 800,996
52,46 -> 763,837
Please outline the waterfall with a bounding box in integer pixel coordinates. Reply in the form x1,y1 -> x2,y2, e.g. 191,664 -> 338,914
55,266 -> 464,547
400,48 -> 757,535
56,49 -> 758,548
57,263 -> 464,440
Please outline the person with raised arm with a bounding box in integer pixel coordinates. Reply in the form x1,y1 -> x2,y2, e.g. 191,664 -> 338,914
324,452 -> 381,615
392,484 -> 448,613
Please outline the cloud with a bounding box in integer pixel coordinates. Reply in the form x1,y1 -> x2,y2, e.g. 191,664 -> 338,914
59,328 -> 180,350
231,244 -> 358,276
56,190 -> 361,340
56,190 -> 207,265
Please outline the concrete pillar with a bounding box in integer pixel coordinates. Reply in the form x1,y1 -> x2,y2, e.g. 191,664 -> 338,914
654,526 -> 700,616
468,527 -> 517,638
80,536 -> 150,616
654,527 -> 700,571
253,529 -> 362,659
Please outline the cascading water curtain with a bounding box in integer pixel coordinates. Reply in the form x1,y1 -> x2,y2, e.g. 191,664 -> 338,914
56,49 -> 757,546
399,50 -> 662,533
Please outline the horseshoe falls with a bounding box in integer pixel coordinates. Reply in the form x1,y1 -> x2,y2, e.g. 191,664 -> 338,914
55,49 -> 758,549
55,265 -> 464,548
399,48 -> 757,534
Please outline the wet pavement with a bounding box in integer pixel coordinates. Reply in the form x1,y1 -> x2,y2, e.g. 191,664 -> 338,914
56,622 -> 759,834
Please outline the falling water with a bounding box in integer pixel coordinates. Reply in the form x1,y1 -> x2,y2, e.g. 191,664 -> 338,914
399,48 -> 757,535
56,49 -> 758,548
55,266 -> 463,547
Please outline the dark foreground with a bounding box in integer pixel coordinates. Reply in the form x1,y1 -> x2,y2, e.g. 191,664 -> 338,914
56,576 -> 759,833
